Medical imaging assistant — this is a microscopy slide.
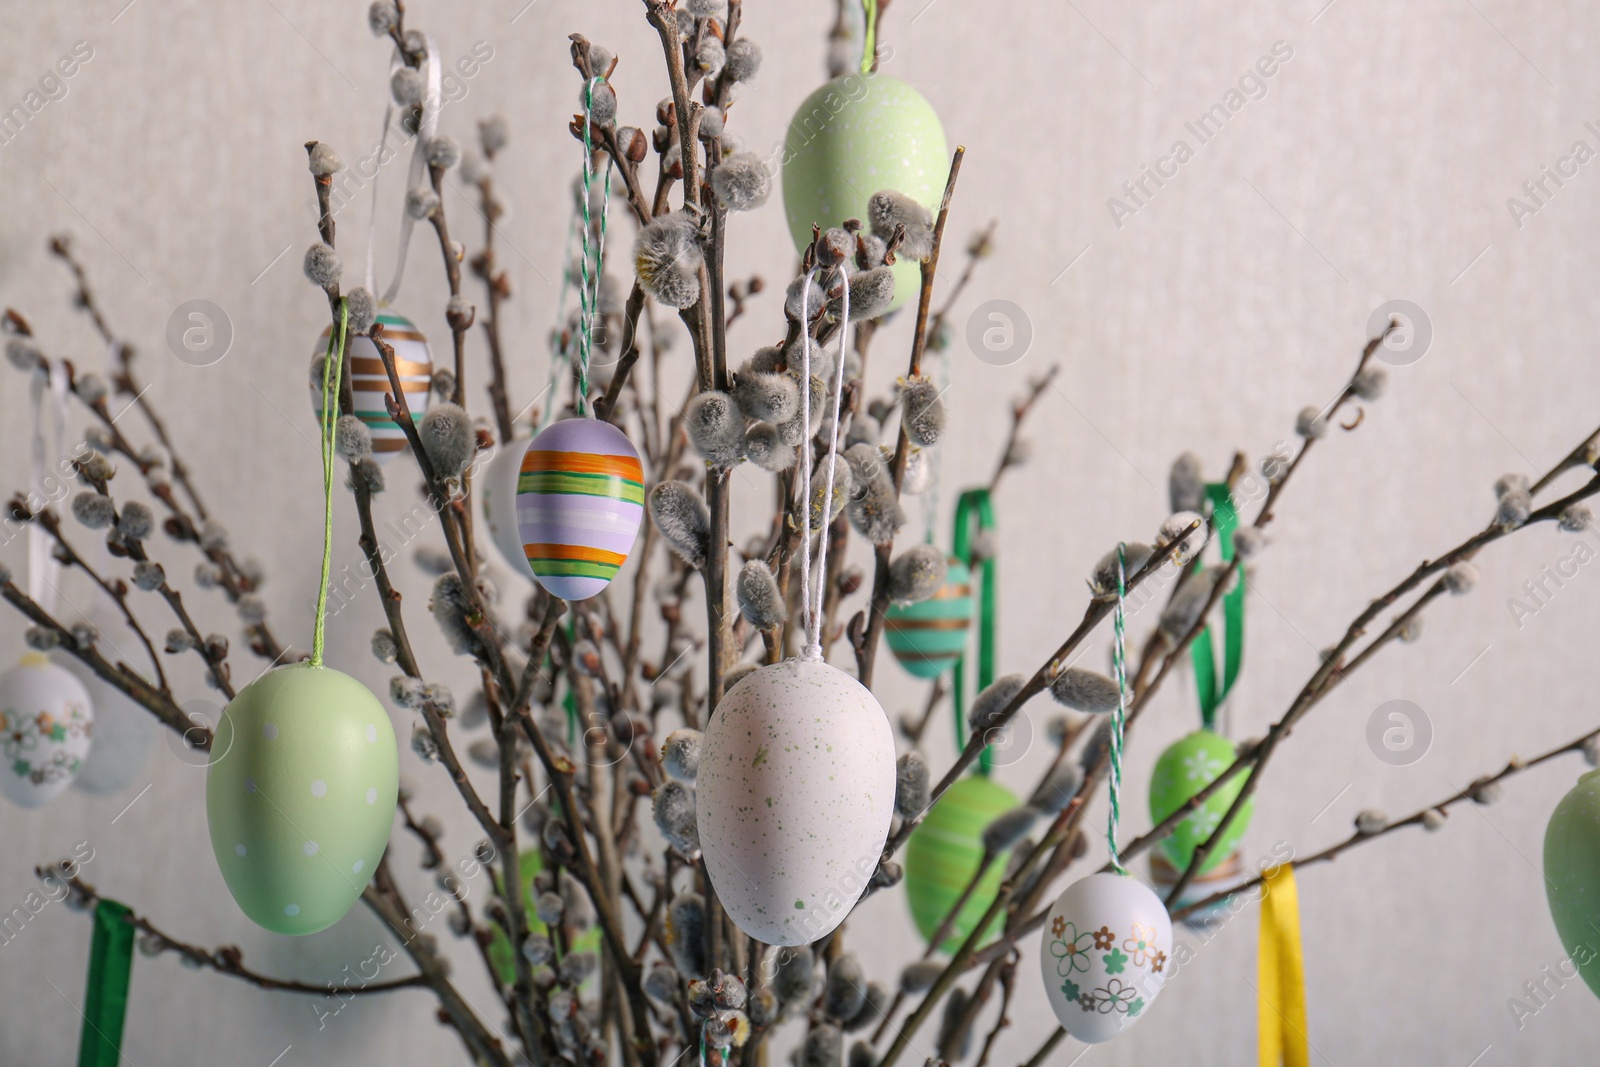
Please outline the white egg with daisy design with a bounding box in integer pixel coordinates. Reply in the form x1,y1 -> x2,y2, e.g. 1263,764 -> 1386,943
1040,871 -> 1174,1043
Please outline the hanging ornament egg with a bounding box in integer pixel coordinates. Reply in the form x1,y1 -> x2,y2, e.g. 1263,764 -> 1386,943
309,312 -> 433,466
1040,873 -> 1173,1043
481,436 -> 535,580
781,74 -> 948,312
1544,768 -> 1600,998
0,654 -> 94,808
206,664 -> 398,935
698,658 -> 896,946
884,558 -> 973,679
904,774 -> 1016,952
64,644 -> 156,796
515,418 -> 644,602
1148,729 -> 1254,876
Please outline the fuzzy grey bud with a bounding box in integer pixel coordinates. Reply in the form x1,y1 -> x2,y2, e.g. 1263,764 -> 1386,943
710,152 -> 772,211
1355,809 -> 1388,835
429,572 -> 479,655
405,185 -> 440,220
847,267 -> 896,321
130,561 -> 164,591
744,422 -> 796,472
634,212 -> 703,309
662,729 -> 701,781
725,39 -> 762,82
1158,511 -> 1208,567
1028,765 -> 1083,815
367,1 -> 399,35
1470,779 -> 1504,805
1584,735 -> 1600,768
1159,570 -> 1218,642
774,945 -> 816,1005
425,135 -> 460,171
887,544 -> 947,604
654,780 -> 699,853
303,243 -> 341,288
70,492 -> 113,530
1048,667 -> 1120,714
1351,364 -> 1387,400
24,626 -> 61,651
735,559 -> 785,629
643,963 -> 679,1002
1496,489 -> 1532,529
1443,561 -> 1478,595
982,807 -> 1038,853
969,673 -> 1027,732
898,377 -> 945,446
823,955 -> 866,1021
347,456 -> 386,494
785,275 -> 826,323
1295,406 -> 1328,439
650,482 -> 711,568
419,402 -> 475,476
894,751 -> 929,818
867,190 -> 934,260
1558,504 -> 1594,533
116,501 -> 154,541
308,142 -> 343,176
411,722 -> 438,762
732,369 -> 798,424
1422,808 -> 1447,832
900,960 -> 943,994
1168,451 -> 1204,513
341,287 -> 376,335
391,67 -> 425,107
1232,526 -> 1265,558
74,373 -> 108,404
335,414 -> 373,459
668,894 -> 708,979
685,390 -> 746,467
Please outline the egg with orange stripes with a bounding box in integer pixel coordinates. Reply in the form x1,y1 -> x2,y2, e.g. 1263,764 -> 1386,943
309,312 -> 433,465
515,418 -> 645,601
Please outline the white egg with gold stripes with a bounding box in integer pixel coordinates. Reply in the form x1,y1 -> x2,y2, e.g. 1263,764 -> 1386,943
309,312 -> 433,465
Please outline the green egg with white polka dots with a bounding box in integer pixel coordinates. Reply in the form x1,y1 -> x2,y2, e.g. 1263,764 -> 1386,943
206,664 -> 398,935
781,73 -> 948,312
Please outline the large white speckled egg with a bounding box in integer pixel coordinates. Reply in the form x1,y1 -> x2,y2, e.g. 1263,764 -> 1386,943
206,664 -> 397,935
697,658 -> 896,946
0,654 -> 94,808
781,74 -> 948,312
480,435 -> 534,580
1040,873 -> 1173,1043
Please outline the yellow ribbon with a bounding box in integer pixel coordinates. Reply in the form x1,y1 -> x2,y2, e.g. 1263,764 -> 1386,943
1258,864 -> 1310,1067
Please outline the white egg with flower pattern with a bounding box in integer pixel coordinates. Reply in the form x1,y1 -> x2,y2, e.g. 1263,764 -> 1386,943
1040,872 -> 1173,1043
0,654 -> 94,808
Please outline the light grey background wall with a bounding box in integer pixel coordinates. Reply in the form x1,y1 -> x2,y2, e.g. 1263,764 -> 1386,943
3,0 -> 1599,1064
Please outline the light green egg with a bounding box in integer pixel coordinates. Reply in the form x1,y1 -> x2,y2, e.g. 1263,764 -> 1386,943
904,776 -> 1017,953
1544,769 -> 1600,998
206,664 -> 398,935
1148,729 -> 1253,877
781,73 -> 948,312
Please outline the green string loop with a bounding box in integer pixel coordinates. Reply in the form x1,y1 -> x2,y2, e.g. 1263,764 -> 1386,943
1107,543 -> 1130,875
577,76 -> 613,418
951,488 -> 997,776
1190,482 -> 1246,731
860,0 -> 879,74
311,299 -> 349,667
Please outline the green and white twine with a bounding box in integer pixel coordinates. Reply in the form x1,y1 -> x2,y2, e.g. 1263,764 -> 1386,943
576,74 -> 613,418
1106,542 -> 1131,875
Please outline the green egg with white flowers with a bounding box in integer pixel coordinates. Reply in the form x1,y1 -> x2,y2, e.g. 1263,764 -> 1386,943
206,664 -> 398,935
1148,729 -> 1254,877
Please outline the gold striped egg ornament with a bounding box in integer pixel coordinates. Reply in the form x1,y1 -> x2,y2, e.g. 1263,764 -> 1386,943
884,558 -> 973,679
903,775 -> 1017,952
308,312 -> 433,465
515,418 -> 645,602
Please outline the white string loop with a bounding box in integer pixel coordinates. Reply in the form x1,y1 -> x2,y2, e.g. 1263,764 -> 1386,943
797,260 -> 851,661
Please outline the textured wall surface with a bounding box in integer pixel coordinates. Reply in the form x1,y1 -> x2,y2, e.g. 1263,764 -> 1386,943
3,1 -> 1600,1064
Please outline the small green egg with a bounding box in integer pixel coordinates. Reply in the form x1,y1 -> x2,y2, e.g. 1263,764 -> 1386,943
206,664 -> 398,935
1544,769 -> 1600,999
781,74 -> 948,312
1147,729 -> 1253,876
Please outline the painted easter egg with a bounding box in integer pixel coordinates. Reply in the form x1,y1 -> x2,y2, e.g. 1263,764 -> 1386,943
309,312 -> 433,465
1544,768 -> 1600,998
904,775 -> 1016,953
206,664 -> 398,935
485,849 -> 601,986
1148,848 -> 1244,928
885,558 -> 972,679
481,435 -> 534,580
697,658 -> 897,946
781,74 -> 948,311
1148,729 -> 1253,876
1040,872 -> 1173,1043
0,654 -> 94,808
515,418 -> 644,602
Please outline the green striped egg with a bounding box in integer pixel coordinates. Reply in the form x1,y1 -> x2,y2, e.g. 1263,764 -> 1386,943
904,775 -> 1018,953
781,74 -> 947,312
1148,729 -> 1253,877
310,312 -> 432,466
1544,769 -> 1600,998
885,559 -> 972,679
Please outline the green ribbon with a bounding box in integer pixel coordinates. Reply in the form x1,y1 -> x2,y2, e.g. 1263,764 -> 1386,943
77,899 -> 134,1067
1190,482 -> 1246,731
951,488 -> 997,775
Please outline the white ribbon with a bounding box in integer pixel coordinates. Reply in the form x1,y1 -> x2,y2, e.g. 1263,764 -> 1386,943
798,262 -> 852,660
28,359 -> 70,616
381,34 -> 443,305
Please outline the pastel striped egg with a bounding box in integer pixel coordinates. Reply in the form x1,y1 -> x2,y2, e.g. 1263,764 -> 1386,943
309,312 -> 433,465
515,418 -> 644,601
885,559 -> 973,678
903,775 -> 1018,953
